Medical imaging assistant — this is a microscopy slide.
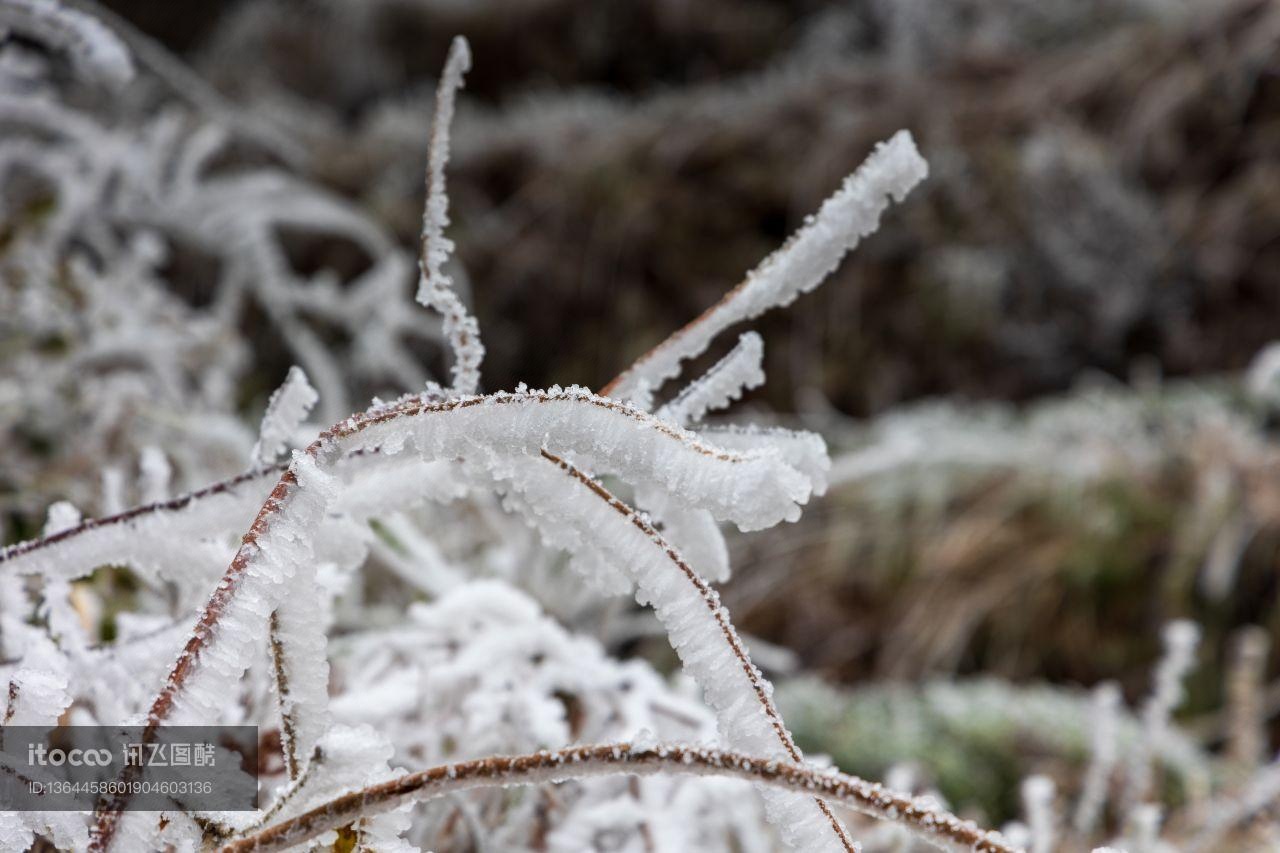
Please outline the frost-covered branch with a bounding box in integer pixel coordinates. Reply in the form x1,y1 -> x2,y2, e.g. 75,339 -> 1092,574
267,610 -> 322,782
0,446 -> 463,589
1021,775 -> 1056,853
1225,626 -> 1269,767
417,35 -> 484,396
219,742 -> 1019,853
601,131 -> 927,408
90,388 -> 821,849
1188,758 -> 1280,852
138,447 -> 171,505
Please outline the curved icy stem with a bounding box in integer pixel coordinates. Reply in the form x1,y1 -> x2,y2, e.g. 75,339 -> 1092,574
266,537 -> 334,783
218,743 -> 1020,853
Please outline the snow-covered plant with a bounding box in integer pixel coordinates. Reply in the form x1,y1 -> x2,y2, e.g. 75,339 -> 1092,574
5,5 -> 1278,853
0,12 -> 1035,852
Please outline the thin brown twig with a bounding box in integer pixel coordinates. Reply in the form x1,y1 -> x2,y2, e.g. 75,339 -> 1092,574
4,680 -> 17,725
217,743 -> 1020,853
240,745 -> 323,836
540,452 -> 795,751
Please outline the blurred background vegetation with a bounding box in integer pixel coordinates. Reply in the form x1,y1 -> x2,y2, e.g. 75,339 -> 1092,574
106,0 -> 1279,411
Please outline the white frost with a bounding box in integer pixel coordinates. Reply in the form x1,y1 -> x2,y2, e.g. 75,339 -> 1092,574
251,366 -> 319,467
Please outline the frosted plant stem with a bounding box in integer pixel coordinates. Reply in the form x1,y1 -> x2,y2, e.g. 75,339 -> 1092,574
0,449 -> 378,581
251,366 -> 318,468
1225,626 -> 1269,767
267,612 -> 301,780
218,743 -> 1020,853
1021,775 -> 1056,853
417,36 -> 484,396
600,131 -> 927,408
